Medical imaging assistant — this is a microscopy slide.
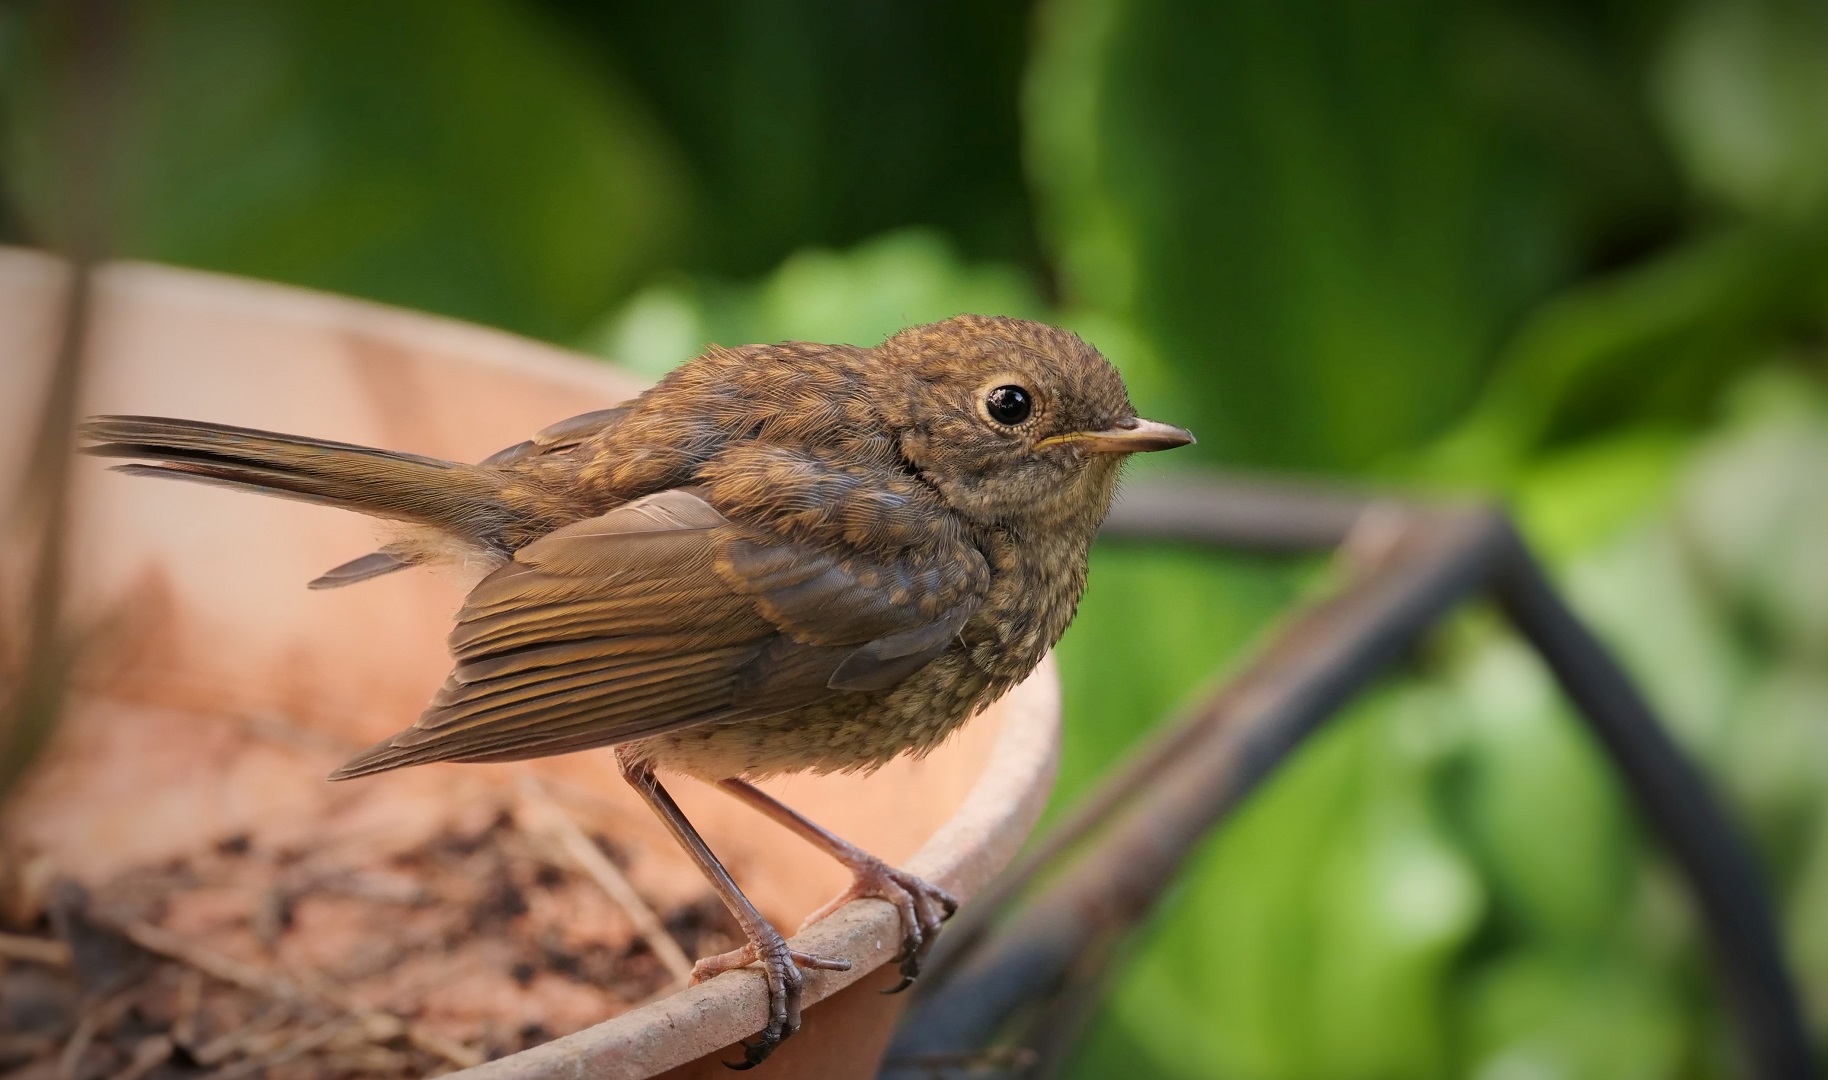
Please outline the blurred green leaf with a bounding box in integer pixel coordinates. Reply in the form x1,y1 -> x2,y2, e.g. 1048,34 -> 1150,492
1025,0 -> 1668,471
534,0 -> 1041,279
1787,792 -> 1828,1037
587,228 -> 1045,377
1412,0 -> 1828,482
1513,430 -> 1686,562
1416,227 -> 1828,483
1655,0 -> 1828,220
1677,371 -> 1828,661
0,0 -> 687,342
1449,635 -> 1634,943
1568,524 -> 1746,756
1459,950 -> 1685,1080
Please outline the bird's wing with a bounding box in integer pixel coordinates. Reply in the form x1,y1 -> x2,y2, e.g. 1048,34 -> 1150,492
309,406 -> 634,589
330,487 -> 983,776
478,405 -> 633,466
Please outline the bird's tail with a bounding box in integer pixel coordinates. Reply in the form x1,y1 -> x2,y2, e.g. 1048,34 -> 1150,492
80,415 -> 529,549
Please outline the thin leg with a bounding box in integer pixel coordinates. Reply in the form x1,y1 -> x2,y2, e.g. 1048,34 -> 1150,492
717,778 -> 959,993
617,753 -> 849,1069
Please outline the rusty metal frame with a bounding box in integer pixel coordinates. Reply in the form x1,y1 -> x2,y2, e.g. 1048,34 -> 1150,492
885,478 -> 1814,1079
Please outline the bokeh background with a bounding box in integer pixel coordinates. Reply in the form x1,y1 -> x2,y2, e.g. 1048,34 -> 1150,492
6,1 -> 1828,1076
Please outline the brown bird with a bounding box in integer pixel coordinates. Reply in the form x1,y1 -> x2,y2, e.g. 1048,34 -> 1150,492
80,315 -> 1192,1065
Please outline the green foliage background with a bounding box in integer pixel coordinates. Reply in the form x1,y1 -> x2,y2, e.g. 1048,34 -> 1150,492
6,1 -> 1828,1076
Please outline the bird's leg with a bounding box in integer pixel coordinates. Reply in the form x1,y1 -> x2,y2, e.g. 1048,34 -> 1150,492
617,754 -> 850,1069
716,778 -> 959,993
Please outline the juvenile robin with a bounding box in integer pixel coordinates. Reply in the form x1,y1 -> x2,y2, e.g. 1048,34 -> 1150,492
81,315 -> 1192,1065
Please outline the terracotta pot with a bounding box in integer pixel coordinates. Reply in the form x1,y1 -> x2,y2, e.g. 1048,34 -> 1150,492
0,248 -> 1059,1078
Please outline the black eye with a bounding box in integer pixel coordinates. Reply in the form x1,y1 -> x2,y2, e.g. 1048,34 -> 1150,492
984,384 -> 1033,425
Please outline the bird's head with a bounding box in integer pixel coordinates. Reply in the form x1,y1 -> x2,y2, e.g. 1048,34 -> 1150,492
878,316 -> 1193,531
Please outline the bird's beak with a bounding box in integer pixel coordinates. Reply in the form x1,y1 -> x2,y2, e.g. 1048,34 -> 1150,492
1040,417 -> 1195,454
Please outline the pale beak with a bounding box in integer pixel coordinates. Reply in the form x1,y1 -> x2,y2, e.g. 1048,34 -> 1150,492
1040,417 -> 1195,454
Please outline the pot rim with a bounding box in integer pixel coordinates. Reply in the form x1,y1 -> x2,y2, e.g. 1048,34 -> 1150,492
453,660 -> 1059,1079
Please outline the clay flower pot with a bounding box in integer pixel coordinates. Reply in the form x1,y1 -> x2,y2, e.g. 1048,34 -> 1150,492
0,248 -> 1059,1078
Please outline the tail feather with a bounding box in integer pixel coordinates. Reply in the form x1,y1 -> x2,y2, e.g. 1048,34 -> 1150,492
107,462 -> 365,510
83,416 -> 454,470
328,737 -> 419,780
82,415 -> 529,549
308,550 -> 416,590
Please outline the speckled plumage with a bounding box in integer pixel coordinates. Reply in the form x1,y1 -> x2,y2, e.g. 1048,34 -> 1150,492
82,314 -> 1191,1065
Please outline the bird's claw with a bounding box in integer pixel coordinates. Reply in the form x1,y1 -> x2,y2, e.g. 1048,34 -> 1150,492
694,936 -> 850,1069
797,858 -> 958,994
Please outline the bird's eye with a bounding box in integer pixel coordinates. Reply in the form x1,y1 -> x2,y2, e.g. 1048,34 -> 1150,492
984,385 -> 1033,426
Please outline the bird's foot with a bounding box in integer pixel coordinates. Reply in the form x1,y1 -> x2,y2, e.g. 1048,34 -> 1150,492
798,857 -> 958,993
691,932 -> 850,1069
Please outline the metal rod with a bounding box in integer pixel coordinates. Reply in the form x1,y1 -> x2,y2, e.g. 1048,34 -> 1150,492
885,509 -> 1504,1064
1489,526 -> 1814,1078
1101,472 -> 1372,553
888,495 -> 1814,1080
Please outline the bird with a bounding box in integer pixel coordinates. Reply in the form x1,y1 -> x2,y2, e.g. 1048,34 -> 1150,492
80,314 -> 1193,1066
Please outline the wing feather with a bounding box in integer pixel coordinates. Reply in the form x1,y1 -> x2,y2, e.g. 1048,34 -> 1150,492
415,648 -> 756,735
330,485 -> 987,780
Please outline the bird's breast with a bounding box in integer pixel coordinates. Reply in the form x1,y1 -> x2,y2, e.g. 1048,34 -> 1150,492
959,524 -> 1093,680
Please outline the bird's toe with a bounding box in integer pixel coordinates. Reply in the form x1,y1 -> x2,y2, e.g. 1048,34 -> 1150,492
798,856 -> 958,994
713,935 -> 849,1069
